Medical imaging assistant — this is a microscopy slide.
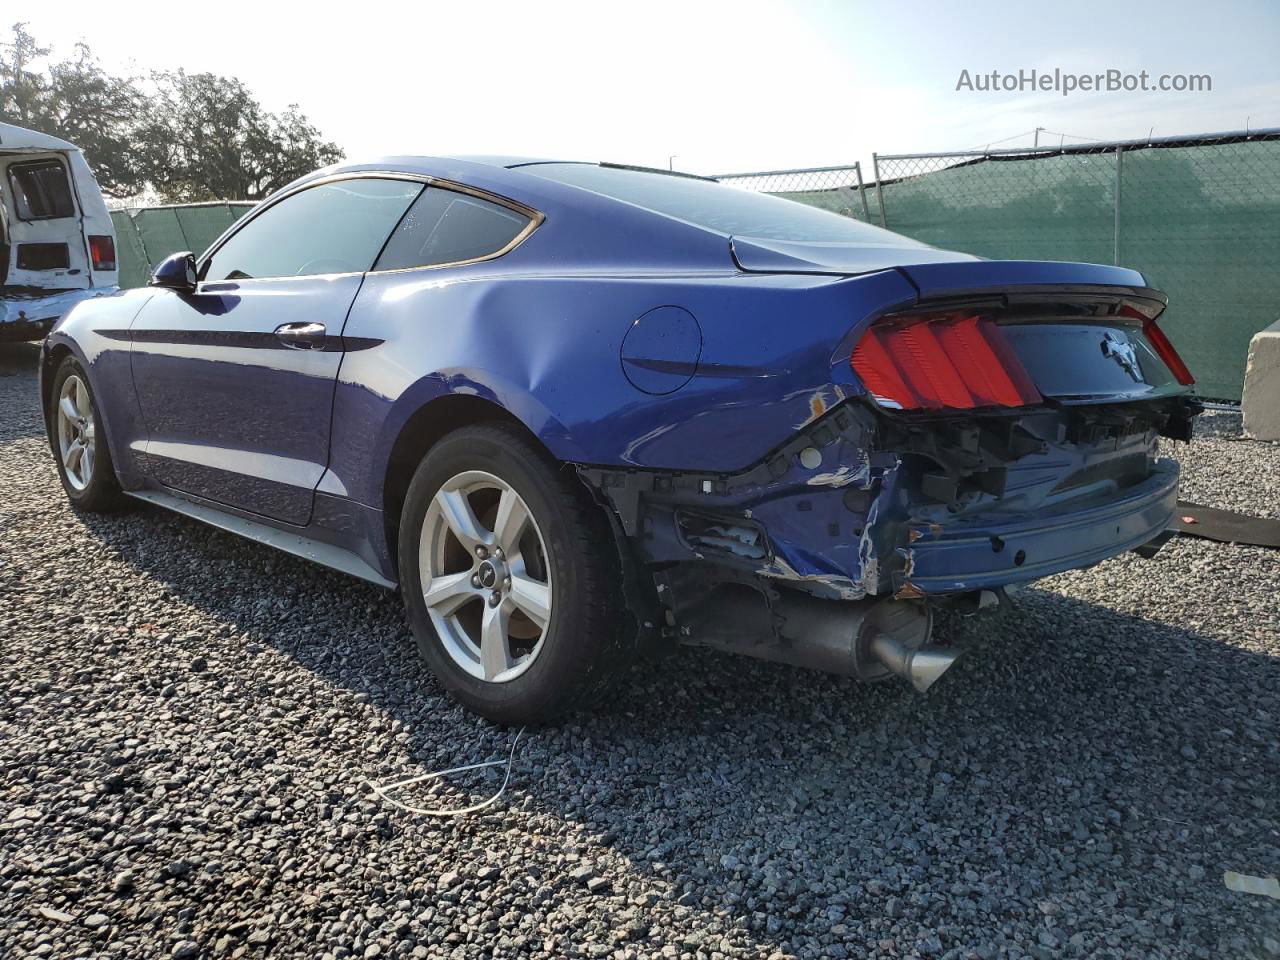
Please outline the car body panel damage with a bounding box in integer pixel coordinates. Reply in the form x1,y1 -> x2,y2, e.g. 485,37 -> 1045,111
580,402 -> 885,603
579,392 -> 1200,645
1,123 -> 119,342
1,288 -> 116,337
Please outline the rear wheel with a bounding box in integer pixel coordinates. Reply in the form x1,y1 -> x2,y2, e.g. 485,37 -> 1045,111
49,357 -> 126,512
398,424 -> 627,724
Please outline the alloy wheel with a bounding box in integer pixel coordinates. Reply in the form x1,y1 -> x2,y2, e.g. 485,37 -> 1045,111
419,470 -> 554,682
56,375 -> 96,491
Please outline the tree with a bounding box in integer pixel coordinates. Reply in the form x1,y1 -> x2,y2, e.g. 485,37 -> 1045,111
0,22 -> 48,127
40,42 -> 149,196
0,23 -> 343,202
140,71 -> 343,202
2,23 -> 147,196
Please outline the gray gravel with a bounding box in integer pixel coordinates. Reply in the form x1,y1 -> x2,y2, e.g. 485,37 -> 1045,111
1,342 -> 1277,959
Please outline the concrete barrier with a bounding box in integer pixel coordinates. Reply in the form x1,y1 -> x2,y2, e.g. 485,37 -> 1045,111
1242,319 -> 1280,441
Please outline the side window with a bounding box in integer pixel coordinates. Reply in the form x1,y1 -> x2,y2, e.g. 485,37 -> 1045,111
373,187 -> 532,271
7,159 -> 76,221
202,178 -> 422,282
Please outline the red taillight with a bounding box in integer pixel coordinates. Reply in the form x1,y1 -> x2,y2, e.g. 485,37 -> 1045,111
89,235 -> 116,272
851,313 -> 1042,411
1117,305 -> 1195,386
1140,317 -> 1195,386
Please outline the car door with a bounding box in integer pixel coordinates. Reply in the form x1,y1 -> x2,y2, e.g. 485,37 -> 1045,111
129,176 -> 423,525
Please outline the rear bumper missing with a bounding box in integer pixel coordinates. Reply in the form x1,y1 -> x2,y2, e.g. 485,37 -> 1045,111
899,458 -> 1180,595
580,397 -> 1189,690
583,400 -> 1187,612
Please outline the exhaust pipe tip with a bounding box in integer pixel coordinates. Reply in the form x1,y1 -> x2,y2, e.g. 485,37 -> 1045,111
869,631 -> 960,693
903,646 -> 961,693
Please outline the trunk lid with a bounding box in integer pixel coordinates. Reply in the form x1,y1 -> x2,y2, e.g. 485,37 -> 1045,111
734,240 -> 1191,404
852,259 -> 1194,408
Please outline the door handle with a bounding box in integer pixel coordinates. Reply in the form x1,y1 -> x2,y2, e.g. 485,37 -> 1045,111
274,321 -> 327,350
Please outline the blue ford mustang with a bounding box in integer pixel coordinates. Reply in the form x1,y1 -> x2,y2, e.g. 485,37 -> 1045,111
40,157 -> 1200,723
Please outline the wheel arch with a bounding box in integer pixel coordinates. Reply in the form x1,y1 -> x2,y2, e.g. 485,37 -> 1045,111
381,393 -> 564,574
39,338 -> 89,450
40,342 -> 75,416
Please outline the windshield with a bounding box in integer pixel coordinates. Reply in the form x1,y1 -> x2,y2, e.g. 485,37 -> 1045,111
522,162 -> 922,245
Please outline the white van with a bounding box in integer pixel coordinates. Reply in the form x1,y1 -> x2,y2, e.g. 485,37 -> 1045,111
0,122 -> 119,341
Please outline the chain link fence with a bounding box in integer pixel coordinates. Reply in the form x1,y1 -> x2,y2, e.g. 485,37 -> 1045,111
719,130 -> 1280,401
716,163 -> 874,222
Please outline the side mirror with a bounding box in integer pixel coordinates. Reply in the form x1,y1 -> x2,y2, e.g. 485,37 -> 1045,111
150,252 -> 198,292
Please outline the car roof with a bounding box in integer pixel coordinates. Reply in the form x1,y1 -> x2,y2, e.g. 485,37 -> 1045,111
320,155 -> 712,181
449,155 -> 559,168
292,156 -> 720,209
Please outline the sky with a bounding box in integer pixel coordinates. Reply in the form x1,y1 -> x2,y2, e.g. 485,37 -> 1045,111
13,0 -> 1280,175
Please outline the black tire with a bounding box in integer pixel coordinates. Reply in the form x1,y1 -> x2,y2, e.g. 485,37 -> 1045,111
398,423 -> 628,725
48,357 -> 127,512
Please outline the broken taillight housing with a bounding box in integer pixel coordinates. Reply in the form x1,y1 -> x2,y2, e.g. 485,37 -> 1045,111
89,235 -> 116,272
851,313 -> 1042,411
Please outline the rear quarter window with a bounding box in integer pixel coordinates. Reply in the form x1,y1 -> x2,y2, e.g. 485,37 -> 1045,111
7,159 -> 76,221
374,187 -> 532,271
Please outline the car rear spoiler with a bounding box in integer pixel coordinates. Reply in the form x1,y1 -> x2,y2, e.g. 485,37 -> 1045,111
896,259 -> 1160,306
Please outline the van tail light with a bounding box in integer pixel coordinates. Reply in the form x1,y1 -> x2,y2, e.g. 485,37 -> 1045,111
89,235 -> 116,272
851,313 -> 1042,411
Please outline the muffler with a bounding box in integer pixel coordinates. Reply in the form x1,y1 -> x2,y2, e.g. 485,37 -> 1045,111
682,584 -> 960,692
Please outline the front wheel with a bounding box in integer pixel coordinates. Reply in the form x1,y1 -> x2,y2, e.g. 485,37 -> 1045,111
48,357 -> 126,512
398,424 -> 629,724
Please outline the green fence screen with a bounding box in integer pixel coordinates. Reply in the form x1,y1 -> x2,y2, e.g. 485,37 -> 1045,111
111,202 -> 256,289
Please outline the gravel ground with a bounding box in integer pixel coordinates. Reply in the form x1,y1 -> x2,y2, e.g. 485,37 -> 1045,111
1,341 -> 1277,960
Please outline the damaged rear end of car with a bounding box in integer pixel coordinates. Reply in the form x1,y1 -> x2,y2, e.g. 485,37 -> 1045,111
586,257 -> 1200,693
0,122 -> 119,342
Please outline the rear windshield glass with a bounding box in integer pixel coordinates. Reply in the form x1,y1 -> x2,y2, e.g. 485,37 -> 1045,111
523,163 -> 905,243
7,159 -> 76,221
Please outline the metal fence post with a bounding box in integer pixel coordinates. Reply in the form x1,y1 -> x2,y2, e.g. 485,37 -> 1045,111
854,161 -> 872,222
872,153 -> 887,227
1113,145 -> 1123,265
